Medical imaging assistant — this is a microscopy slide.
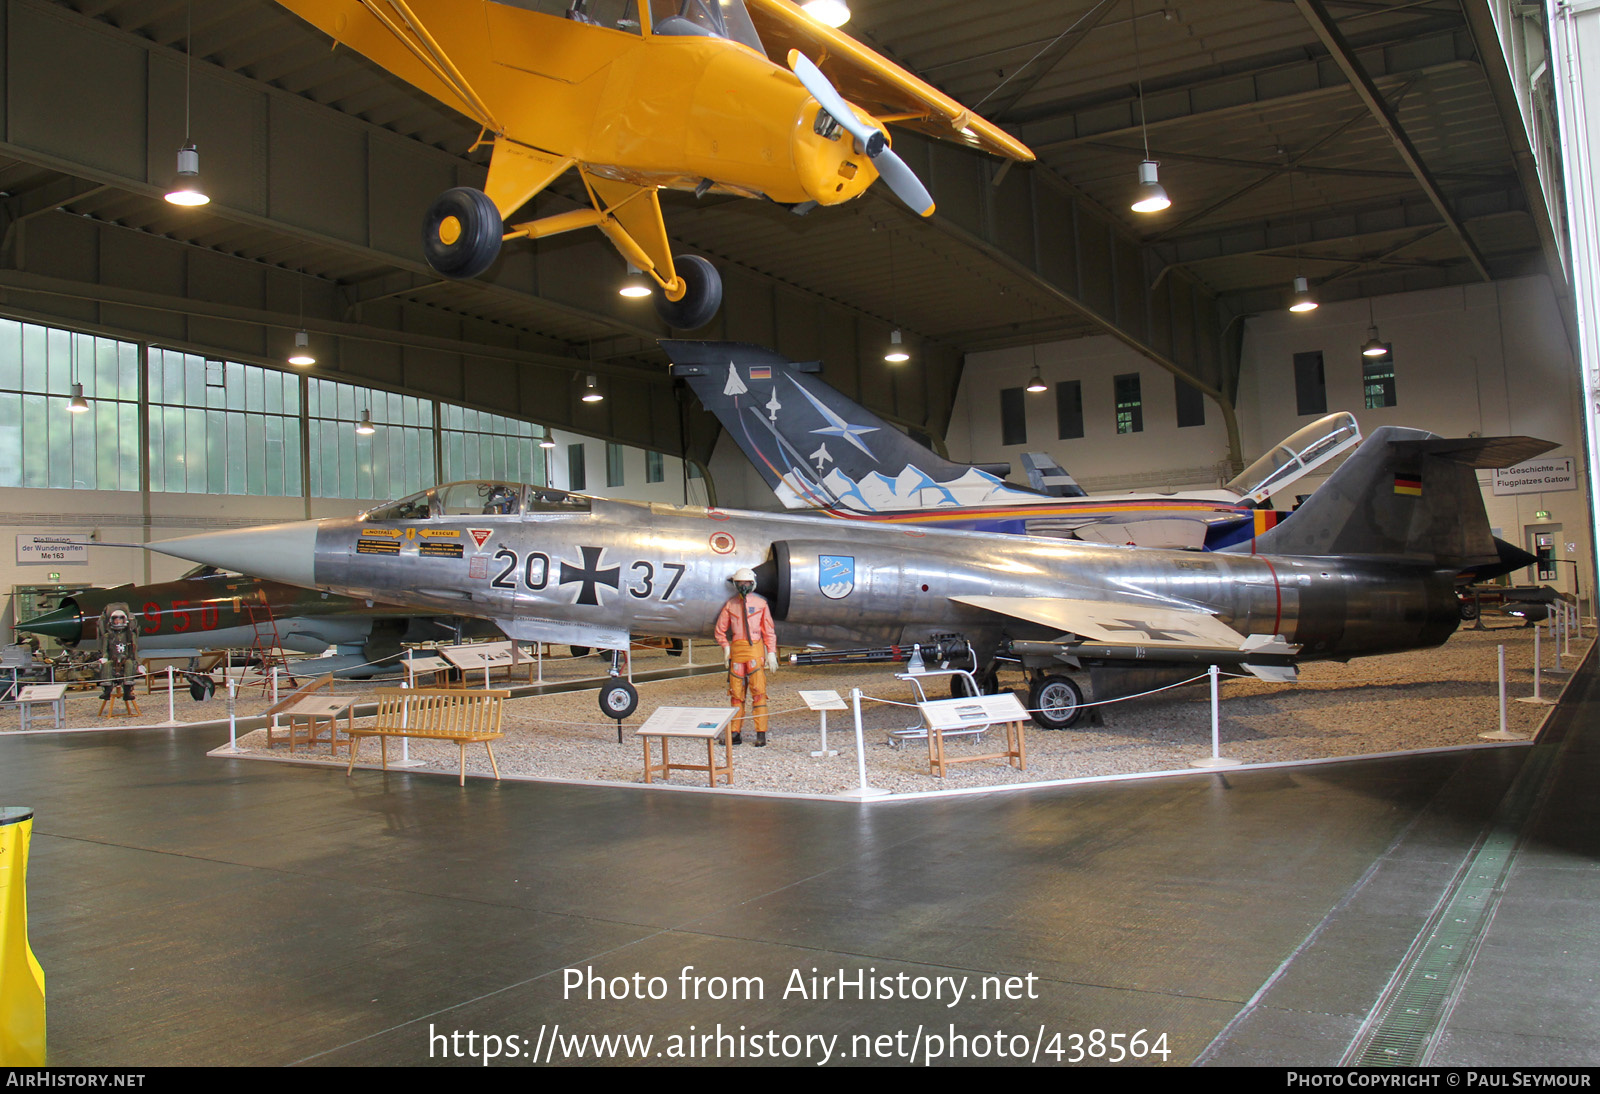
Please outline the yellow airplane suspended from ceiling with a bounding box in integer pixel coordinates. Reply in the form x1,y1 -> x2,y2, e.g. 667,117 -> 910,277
270,0 -> 1035,328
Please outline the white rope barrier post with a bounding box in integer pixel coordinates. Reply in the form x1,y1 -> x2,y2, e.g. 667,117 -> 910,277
1516,626 -> 1554,706
838,687 -> 889,800
1548,605 -> 1572,678
537,642 -> 544,684
390,677 -> 423,768
1190,664 -> 1241,769
156,665 -> 184,728
1483,643 -> 1529,740
219,676 -> 243,753
270,666 -> 279,705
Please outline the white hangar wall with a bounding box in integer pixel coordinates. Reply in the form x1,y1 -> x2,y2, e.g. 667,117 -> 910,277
952,276 -> 1593,600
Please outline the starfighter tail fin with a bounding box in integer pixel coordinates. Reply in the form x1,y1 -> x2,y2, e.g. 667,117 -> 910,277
1251,427 -> 1557,567
663,340 -> 1044,513
1019,452 -> 1087,497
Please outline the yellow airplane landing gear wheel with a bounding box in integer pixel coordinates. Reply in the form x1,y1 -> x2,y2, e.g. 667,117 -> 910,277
653,254 -> 722,330
422,187 -> 503,279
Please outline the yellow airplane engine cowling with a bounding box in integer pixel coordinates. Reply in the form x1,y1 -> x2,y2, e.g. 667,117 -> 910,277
790,101 -> 881,208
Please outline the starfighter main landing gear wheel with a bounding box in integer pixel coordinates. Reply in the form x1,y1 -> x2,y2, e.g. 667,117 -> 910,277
1027,674 -> 1084,730
653,254 -> 721,329
950,666 -> 1000,698
599,679 -> 639,720
422,187 -> 502,279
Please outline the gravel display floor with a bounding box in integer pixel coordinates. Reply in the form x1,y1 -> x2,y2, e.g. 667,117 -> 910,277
185,624 -> 1587,798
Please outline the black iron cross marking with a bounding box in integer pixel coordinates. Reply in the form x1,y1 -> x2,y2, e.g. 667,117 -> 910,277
559,545 -> 621,606
1100,618 -> 1190,643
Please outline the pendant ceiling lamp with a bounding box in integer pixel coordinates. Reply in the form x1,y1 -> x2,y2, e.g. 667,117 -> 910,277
164,3 -> 210,207
1129,1 -> 1170,214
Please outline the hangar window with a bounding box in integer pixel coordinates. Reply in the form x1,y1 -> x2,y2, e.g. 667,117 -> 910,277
440,403 -> 545,486
646,450 -> 665,483
148,348 -> 301,497
1362,350 -> 1396,409
1175,377 -> 1205,428
1000,387 -> 1027,445
1055,381 -> 1083,440
607,442 -> 625,487
307,379 -> 433,501
1294,351 -> 1327,416
0,320 -> 142,492
568,443 -> 587,491
1114,373 -> 1142,434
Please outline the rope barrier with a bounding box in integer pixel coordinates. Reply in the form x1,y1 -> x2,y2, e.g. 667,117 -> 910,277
856,669 -> 1212,716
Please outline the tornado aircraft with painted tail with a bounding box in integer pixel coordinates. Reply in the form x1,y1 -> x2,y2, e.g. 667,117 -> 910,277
665,340 -> 1363,550
137,430 -> 1554,728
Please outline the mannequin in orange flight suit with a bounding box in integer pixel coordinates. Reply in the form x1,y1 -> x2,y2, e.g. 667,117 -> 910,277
714,567 -> 777,746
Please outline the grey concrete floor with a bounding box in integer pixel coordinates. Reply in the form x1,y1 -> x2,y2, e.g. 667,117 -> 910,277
2,651 -> 1595,1067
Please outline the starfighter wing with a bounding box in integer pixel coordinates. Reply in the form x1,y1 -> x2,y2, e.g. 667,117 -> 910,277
949,593 -> 1251,650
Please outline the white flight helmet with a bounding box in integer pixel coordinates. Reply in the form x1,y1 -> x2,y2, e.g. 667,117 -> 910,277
731,567 -> 757,583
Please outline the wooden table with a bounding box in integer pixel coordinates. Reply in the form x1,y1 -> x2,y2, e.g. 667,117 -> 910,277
275,695 -> 357,754
636,706 -> 737,787
14,684 -> 67,731
914,693 -> 1030,778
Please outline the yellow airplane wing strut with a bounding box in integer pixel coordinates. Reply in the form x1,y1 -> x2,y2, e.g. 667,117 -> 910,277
497,164 -> 684,300
353,0 -> 503,133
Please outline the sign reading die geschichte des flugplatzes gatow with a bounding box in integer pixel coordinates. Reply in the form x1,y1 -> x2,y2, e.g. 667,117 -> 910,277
1493,456 -> 1576,496
16,533 -> 89,565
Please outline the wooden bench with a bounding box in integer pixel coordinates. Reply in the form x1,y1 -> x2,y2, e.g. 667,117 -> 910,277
346,688 -> 509,785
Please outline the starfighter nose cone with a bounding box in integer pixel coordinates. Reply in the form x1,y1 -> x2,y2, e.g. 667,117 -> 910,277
16,604 -> 82,645
147,521 -> 321,590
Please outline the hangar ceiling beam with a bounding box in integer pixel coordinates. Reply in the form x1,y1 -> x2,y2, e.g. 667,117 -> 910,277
1291,0 -> 1492,280
1018,26 -> 1476,152
1150,186 -> 1528,274
980,0 -> 1119,123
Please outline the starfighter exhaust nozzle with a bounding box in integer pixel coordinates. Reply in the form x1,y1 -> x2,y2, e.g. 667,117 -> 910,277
146,521 -> 322,590
16,603 -> 83,645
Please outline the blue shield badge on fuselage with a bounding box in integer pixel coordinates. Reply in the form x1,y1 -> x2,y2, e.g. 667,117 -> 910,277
819,555 -> 855,599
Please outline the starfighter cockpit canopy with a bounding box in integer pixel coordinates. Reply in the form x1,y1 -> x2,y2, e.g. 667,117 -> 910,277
361,481 -> 592,521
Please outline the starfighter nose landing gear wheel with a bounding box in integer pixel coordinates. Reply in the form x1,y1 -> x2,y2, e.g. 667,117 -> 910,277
423,187 -> 503,279
599,679 -> 639,720
599,647 -> 639,725
1027,674 -> 1084,730
653,254 -> 721,330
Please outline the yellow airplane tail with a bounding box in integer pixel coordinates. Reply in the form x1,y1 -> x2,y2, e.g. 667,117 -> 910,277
0,807 -> 45,1066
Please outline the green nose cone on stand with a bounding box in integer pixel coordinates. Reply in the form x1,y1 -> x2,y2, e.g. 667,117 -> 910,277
15,605 -> 82,645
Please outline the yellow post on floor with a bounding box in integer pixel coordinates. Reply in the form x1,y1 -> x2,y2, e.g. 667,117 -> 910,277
0,806 -> 45,1065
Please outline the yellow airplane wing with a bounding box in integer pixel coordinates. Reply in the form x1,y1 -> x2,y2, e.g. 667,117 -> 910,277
275,0 -> 502,132
744,0 -> 1035,163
